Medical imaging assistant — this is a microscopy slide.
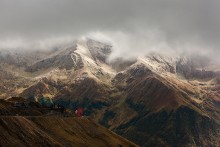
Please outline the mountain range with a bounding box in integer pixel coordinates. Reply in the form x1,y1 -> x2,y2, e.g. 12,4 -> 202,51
0,38 -> 220,146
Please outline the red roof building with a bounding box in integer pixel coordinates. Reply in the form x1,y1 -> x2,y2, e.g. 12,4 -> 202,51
75,108 -> 84,117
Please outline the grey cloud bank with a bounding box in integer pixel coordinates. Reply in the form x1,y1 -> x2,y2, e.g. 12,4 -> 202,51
0,0 -> 220,61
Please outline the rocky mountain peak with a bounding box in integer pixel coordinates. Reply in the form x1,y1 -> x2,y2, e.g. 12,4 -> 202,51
1,39 -> 220,146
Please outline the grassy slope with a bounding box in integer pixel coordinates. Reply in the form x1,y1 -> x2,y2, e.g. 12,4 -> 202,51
0,116 -> 138,147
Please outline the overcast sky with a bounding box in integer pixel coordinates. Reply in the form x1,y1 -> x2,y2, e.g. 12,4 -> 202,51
0,0 -> 220,60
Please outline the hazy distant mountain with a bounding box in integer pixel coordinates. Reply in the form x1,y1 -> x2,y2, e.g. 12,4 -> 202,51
0,38 -> 220,146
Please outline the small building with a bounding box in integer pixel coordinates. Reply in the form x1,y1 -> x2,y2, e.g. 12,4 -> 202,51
75,108 -> 84,117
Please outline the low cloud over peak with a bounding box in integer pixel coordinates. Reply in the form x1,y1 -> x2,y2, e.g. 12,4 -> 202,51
0,0 -> 219,62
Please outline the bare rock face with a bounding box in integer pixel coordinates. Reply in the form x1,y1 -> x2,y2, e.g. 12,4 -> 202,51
25,44 -> 78,72
86,39 -> 112,63
25,39 -> 112,72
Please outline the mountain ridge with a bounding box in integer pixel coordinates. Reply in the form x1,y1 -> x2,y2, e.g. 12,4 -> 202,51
0,38 -> 220,146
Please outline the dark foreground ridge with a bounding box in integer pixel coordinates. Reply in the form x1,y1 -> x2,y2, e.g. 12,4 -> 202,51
0,116 -> 138,147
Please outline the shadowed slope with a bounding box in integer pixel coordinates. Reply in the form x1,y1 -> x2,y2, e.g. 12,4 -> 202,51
0,116 -> 138,147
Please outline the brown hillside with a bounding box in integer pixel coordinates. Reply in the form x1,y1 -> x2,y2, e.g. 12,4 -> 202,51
0,116 -> 138,147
